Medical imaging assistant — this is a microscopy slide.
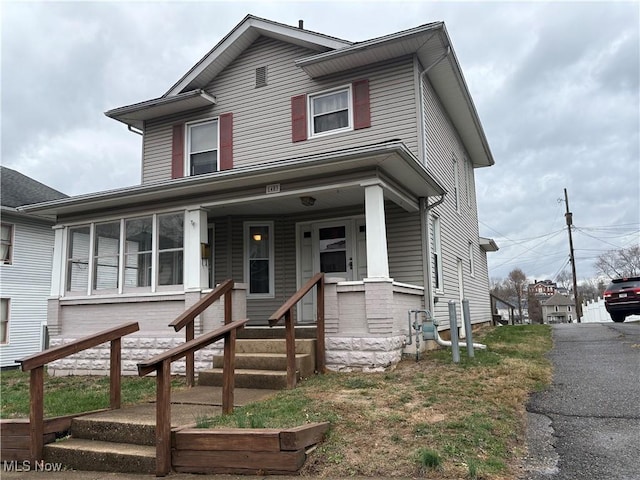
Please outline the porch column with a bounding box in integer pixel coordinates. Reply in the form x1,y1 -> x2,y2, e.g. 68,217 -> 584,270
364,183 -> 390,279
184,208 -> 209,291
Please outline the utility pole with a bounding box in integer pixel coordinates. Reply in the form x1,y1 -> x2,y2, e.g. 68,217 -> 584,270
564,188 -> 582,322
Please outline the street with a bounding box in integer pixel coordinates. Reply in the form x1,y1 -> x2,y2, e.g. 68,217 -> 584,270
523,322 -> 640,480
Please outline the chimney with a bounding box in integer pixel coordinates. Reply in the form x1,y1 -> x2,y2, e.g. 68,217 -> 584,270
298,20 -> 304,29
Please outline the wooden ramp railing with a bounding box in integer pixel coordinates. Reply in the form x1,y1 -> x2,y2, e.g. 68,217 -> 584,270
269,272 -> 325,388
137,318 -> 249,477
169,279 -> 234,387
16,321 -> 140,463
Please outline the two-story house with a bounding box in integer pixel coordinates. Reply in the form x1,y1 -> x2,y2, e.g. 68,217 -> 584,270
541,292 -> 575,324
22,15 -> 497,373
1,167 -> 67,367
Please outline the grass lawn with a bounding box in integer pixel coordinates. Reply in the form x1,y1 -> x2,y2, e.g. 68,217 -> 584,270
0,324 -> 552,479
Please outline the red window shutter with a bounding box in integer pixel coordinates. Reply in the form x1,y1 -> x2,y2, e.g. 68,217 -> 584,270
353,79 -> 371,130
171,124 -> 184,179
291,94 -> 307,142
219,112 -> 233,171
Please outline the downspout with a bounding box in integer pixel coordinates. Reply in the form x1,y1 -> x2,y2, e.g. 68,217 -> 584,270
418,39 -> 451,336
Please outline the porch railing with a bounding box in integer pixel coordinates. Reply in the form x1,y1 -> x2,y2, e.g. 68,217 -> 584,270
268,272 -> 325,388
169,279 -> 234,387
16,321 -> 140,462
137,317 -> 249,477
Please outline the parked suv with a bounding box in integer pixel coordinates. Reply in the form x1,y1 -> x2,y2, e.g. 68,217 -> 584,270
603,276 -> 640,322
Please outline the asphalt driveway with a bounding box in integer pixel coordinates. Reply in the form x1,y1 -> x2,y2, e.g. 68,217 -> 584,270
522,322 -> 640,480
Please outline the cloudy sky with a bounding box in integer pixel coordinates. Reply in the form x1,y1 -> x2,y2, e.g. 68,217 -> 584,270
2,1 -> 639,283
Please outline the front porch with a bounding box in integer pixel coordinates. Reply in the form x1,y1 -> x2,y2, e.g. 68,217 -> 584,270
47,277 -> 425,376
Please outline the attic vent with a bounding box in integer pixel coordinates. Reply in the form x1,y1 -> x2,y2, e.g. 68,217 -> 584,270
255,66 -> 267,88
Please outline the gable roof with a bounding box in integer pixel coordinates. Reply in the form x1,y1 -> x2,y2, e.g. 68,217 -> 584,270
542,293 -> 574,307
106,14 -> 494,168
1,167 -> 67,209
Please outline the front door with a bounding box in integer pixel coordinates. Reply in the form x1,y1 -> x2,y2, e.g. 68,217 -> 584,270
298,218 -> 366,322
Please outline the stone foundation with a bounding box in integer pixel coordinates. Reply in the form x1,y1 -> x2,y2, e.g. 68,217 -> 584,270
47,336 -> 225,377
325,335 -> 406,372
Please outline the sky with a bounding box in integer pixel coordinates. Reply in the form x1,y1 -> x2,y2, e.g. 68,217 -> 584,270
1,0 -> 639,283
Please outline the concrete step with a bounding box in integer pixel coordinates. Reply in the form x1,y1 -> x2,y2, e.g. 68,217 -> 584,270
44,438 -> 155,474
236,338 -> 316,355
199,368 -> 295,390
239,325 -> 317,339
70,416 -> 155,446
212,352 -> 315,377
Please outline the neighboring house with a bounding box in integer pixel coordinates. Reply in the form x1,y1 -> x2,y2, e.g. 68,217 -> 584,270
541,293 -> 575,324
21,15 -> 497,372
528,279 -> 558,297
0,167 -> 67,367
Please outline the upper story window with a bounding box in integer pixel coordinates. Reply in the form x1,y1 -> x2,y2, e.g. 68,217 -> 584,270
1,224 -> 13,265
187,119 -> 218,175
309,86 -> 352,137
453,157 -> 460,213
291,79 -> 370,143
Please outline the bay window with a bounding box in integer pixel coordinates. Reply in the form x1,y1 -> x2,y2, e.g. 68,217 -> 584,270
93,221 -> 120,291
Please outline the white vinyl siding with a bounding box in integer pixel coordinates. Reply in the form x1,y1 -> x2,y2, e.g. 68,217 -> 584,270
422,75 -> 491,325
0,215 -> 55,366
142,37 -> 419,183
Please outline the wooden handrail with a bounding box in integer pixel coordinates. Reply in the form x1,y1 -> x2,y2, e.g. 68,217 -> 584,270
170,279 -> 234,331
138,318 -> 248,477
16,321 -> 139,464
18,322 -> 139,371
169,279 -> 234,387
268,273 -> 325,388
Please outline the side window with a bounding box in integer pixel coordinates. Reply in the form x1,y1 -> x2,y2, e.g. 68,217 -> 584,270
309,86 -> 351,137
432,215 -> 443,291
157,213 -> 184,286
187,119 -> 218,175
1,224 -> 13,265
468,241 -> 475,277
245,222 -> 274,298
93,221 -> 121,291
1,298 -> 9,344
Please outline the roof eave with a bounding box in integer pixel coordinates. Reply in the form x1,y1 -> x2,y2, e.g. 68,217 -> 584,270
105,90 -> 217,129
165,14 -> 352,97
21,141 -> 446,218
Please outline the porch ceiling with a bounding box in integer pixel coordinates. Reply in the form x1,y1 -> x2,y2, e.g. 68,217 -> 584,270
20,141 -> 445,219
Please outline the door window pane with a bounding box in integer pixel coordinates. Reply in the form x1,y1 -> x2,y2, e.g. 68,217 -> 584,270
319,226 -> 347,273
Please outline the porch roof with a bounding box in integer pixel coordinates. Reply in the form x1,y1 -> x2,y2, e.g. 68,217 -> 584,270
19,141 -> 446,218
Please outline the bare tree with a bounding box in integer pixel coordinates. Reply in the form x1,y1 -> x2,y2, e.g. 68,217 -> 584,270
507,268 -> 527,323
556,269 -> 572,289
595,245 -> 640,279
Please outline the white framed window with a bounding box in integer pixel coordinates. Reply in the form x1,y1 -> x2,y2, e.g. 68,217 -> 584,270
186,119 -> 218,176
65,212 -> 184,295
93,221 -> 121,292
432,215 -> 443,292
245,222 -> 274,298
308,85 -> 352,137
465,158 -> 473,208
468,241 -> 475,277
1,298 -> 9,344
1,223 -> 14,265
